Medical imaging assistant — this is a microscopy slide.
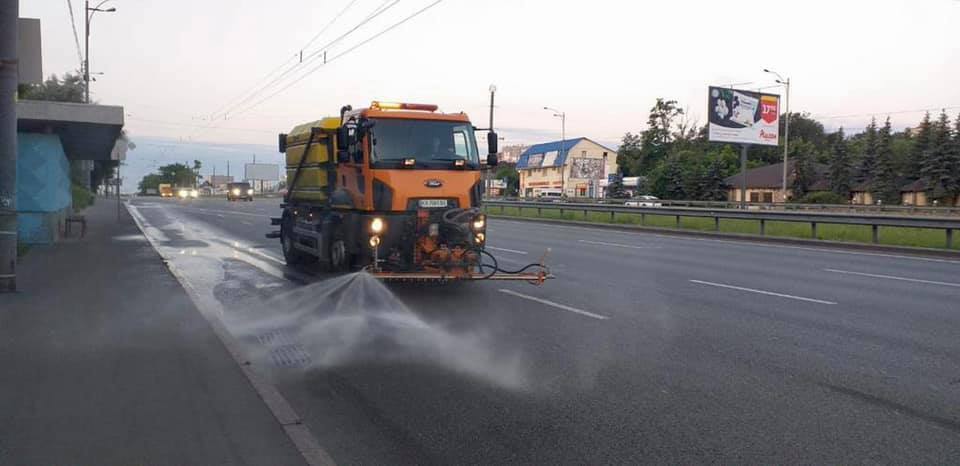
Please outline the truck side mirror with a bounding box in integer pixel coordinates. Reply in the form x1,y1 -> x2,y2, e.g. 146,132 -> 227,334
486,131 -> 499,167
278,133 -> 287,153
339,120 -> 358,163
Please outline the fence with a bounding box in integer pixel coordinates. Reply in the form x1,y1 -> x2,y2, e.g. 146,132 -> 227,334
486,197 -> 960,216
482,200 -> 960,249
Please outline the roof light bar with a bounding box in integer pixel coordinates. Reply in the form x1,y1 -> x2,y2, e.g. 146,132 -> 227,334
370,101 -> 438,112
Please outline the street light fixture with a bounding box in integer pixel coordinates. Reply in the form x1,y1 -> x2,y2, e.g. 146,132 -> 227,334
543,106 -> 566,196
764,68 -> 791,200
85,0 -> 116,103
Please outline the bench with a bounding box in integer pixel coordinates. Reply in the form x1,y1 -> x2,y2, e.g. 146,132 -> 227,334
65,215 -> 87,238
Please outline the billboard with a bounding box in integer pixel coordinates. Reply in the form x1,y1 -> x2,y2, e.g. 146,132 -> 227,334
244,163 -> 279,181
708,86 -> 780,146
570,158 -> 604,179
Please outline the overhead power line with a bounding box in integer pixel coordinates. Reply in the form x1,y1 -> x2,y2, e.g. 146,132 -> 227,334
65,0 -> 84,71
207,0 -> 392,123
230,0 -> 445,118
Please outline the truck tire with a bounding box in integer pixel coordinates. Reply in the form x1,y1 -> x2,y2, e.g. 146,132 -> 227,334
327,238 -> 351,272
281,222 -> 315,265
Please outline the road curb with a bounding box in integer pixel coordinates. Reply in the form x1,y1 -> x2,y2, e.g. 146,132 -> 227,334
488,214 -> 960,260
125,202 -> 336,466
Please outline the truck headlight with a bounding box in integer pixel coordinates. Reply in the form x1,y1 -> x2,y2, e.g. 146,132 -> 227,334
369,235 -> 381,248
472,214 -> 486,231
190,189 -> 199,198
474,232 -> 485,244
247,189 -> 254,195
232,188 -> 240,195
370,217 -> 385,234
178,189 -> 188,198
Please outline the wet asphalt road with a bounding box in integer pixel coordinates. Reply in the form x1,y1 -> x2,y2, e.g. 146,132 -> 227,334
128,196 -> 960,465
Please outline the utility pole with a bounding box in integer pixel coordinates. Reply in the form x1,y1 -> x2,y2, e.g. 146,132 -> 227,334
764,69 -> 790,201
84,0 -> 89,103
543,106 -> 566,196
486,85 -> 496,194
740,144 -> 750,209
0,0 -> 19,292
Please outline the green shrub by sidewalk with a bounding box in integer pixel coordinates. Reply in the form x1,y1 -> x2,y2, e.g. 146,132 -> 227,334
72,184 -> 95,211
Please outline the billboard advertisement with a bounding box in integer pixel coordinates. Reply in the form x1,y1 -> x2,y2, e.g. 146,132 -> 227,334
708,86 -> 780,146
570,158 -> 604,179
244,163 -> 279,181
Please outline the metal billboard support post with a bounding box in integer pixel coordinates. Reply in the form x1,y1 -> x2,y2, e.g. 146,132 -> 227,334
0,0 -> 18,293
740,144 -> 749,210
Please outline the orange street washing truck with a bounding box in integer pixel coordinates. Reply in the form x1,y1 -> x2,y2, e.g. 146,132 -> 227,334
267,101 -> 550,284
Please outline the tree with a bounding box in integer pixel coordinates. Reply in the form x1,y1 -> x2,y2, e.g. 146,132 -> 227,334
922,111 -> 954,202
790,139 -> 816,198
662,154 -> 687,199
638,98 -> 684,173
828,127 -> 852,197
494,165 -> 520,196
616,132 -> 642,176
606,174 -> 627,199
698,156 -> 728,201
17,72 -> 86,103
872,117 -> 900,204
909,112 -> 933,180
857,118 -> 879,182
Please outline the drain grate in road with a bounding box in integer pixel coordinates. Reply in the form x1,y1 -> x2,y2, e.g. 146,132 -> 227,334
270,344 -> 312,368
257,329 -> 295,347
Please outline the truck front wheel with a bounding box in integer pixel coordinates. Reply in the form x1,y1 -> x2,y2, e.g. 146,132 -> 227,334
281,222 -> 315,265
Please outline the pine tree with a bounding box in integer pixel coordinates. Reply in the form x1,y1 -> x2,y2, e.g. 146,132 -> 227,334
922,111 -> 953,201
699,157 -> 728,201
828,127 -> 852,197
663,156 -> 686,199
910,112 -> 933,180
872,117 -> 900,204
858,118 -> 879,182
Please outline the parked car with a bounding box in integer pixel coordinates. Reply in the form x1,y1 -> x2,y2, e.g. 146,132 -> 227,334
624,195 -> 662,207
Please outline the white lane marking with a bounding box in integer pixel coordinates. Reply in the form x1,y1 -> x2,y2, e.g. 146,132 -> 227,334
0,230 -> 16,236
689,279 -> 837,305
241,221 -> 253,226
824,268 -> 960,288
498,289 -> 609,320
486,246 -> 528,255
578,239 -> 659,250
177,206 -> 269,218
217,214 -> 225,218
490,219 -> 960,265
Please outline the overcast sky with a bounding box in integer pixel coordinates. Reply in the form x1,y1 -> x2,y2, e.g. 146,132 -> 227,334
21,0 -> 960,148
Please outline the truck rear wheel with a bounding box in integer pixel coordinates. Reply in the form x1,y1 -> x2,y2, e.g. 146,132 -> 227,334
281,223 -> 315,265
326,237 -> 352,272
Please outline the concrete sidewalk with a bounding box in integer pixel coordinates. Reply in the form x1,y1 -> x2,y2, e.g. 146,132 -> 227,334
0,199 -> 306,465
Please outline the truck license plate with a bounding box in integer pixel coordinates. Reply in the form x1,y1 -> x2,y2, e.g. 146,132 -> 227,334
419,199 -> 448,208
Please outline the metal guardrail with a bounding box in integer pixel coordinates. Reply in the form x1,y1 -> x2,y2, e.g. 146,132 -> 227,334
486,197 -> 960,216
482,200 -> 960,249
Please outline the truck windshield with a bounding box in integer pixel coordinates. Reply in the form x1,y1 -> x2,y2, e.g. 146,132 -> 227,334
370,119 -> 479,168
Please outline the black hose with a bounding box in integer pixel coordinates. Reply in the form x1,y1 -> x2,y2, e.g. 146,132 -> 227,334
478,248 -> 548,279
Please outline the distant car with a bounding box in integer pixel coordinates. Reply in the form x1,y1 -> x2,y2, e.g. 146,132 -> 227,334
624,195 -> 662,207
227,182 -> 254,201
178,188 -> 199,199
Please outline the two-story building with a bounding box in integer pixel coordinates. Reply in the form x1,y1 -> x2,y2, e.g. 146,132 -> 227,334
516,138 -> 617,198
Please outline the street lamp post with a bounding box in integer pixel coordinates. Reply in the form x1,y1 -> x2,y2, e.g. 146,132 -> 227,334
84,0 -> 116,103
543,106 -> 566,196
764,68 -> 790,201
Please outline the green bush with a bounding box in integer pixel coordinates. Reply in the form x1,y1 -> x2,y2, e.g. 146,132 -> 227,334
796,191 -> 848,205
72,183 -> 95,211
